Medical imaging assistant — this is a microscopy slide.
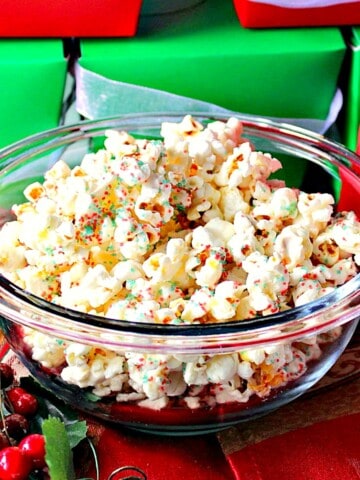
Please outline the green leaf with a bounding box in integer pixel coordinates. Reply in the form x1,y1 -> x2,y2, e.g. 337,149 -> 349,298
66,420 -> 88,450
84,391 -> 101,403
42,417 -> 76,480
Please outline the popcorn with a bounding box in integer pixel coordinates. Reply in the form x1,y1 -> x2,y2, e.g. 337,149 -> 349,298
181,288 -> 213,322
1,115 -> 358,412
0,222 -> 27,271
328,211 -> 360,256
213,383 -> 252,405
243,252 -> 289,313
219,186 -> 250,222
312,233 -> 340,266
253,186 -> 298,221
293,279 -> 327,307
274,225 -> 313,270
237,361 -> 254,379
227,213 -> 262,264
183,359 -> 209,386
60,264 -> 122,309
206,354 -> 239,383
194,255 -> 223,289
23,329 -> 66,369
296,192 -> 334,237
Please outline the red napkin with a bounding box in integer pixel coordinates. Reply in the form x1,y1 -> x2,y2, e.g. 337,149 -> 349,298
219,379 -> 360,480
223,412 -> 360,480
81,422 -> 232,480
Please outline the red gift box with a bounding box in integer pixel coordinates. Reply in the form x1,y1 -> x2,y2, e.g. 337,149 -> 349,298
233,0 -> 360,28
0,0 -> 143,38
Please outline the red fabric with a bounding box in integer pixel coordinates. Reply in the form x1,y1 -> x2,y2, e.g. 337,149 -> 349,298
83,423 -> 232,480
233,0 -> 360,28
227,413 -> 360,480
0,0 -> 142,37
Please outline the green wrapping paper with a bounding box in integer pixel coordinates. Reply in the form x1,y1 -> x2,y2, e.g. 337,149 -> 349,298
79,0 -> 346,121
343,28 -> 360,152
0,40 -> 67,149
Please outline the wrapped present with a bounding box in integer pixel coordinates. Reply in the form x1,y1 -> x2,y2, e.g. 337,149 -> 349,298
343,28 -> 360,153
0,40 -> 67,149
233,0 -> 360,28
78,0 -> 345,124
0,0 -> 142,37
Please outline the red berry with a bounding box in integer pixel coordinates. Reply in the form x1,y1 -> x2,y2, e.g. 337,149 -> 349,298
0,432 -> 10,450
1,414 -> 29,441
0,364 -> 14,390
19,434 -> 46,470
0,446 -> 33,480
6,388 -> 38,417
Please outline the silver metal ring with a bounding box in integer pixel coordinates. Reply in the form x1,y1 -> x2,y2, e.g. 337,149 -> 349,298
107,465 -> 147,480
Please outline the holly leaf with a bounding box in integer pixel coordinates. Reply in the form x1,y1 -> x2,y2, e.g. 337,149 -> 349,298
66,420 -> 88,449
42,417 -> 76,480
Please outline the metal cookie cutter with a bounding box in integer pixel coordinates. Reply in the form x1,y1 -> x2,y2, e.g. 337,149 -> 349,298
107,465 -> 147,480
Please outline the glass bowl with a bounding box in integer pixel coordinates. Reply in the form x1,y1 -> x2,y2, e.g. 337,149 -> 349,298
0,113 -> 359,436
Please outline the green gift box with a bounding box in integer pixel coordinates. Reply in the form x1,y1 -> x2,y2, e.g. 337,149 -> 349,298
343,28 -> 360,153
79,0 -> 345,122
0,40 -> 67,149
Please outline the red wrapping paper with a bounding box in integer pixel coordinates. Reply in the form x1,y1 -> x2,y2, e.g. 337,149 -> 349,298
0,0 -> 142,38
233,0 -> 360,28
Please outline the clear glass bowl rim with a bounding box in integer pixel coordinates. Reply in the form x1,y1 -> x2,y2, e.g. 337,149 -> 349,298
0,111 -> 359,343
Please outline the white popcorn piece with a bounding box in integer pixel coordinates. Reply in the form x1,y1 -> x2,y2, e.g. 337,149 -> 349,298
274,225 -> 313,270
194,256 -> 223,289
328,211 -> 360,256
312,232 -> 340,267
181,288 -> 212,322
183,358 -> 209,386
138,397 -> 169,410
243,252 -> 289,313
112,260 -> 145,284
213,384 -> 251,405
0,222 -> 27,271
61,264 -> 122,309
206,354 -> 239,383
44,159 -> 71,180
240,349 -> 265,365
183,396 -> 201,409
296,192 -> 334,236
24,330 -> 66,369
238,361 -> 254,380
192,217 -> 236,251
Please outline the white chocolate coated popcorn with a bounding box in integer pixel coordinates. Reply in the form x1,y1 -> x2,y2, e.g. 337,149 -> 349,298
1,116 -> 358,410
